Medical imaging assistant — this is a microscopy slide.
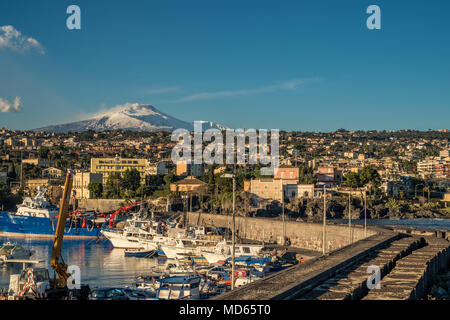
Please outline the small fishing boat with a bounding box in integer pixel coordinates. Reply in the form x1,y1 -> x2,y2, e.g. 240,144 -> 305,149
201,240 -> 265,264
155,275 -> 202,300
0,242 -> 33,264
124,249 -> 156,258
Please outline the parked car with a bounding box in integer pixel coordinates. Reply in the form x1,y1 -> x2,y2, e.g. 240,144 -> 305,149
88,288 -> 129,300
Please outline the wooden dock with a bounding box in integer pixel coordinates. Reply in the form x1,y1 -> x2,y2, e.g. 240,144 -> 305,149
1,259 -> 45,269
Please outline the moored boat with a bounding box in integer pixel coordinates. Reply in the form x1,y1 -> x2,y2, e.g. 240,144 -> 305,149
0,187 -> 102,239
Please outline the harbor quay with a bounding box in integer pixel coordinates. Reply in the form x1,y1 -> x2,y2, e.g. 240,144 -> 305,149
205,217 -> 450,300
186,212 -> 374,252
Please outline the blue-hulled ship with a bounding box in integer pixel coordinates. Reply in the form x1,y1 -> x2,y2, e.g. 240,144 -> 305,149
0,187 -> 102,239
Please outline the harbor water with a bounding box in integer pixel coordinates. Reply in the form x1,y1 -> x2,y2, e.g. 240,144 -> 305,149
0,237 -> 166,290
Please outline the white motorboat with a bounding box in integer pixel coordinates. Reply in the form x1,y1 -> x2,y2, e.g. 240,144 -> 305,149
0,242 -> 33,264
160,238 -> 218,260
200,240 -> 265,264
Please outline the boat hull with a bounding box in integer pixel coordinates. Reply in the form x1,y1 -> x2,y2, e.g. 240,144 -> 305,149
0,211 -> 102,239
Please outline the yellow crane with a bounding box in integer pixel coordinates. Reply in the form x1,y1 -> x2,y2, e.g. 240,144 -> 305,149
8,170 -> 90,299
50,170 -> 74,289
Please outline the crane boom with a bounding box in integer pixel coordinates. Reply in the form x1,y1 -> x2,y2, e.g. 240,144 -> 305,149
50,170 -> 73,285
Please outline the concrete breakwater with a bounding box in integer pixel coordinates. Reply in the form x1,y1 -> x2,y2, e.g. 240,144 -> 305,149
215,229 -> 450,300
187,212 -> 375,252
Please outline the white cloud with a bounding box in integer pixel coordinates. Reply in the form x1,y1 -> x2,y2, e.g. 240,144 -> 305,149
0,97 -> 22,113
175,78 -> 318,103
0,25 -> 45,54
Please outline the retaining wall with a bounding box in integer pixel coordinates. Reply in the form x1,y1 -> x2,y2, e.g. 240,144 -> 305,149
75,199 -> 127,212
186,212 -> 376,252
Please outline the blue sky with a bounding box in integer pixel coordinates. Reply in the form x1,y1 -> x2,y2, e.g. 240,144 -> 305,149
0,0 -> 449,131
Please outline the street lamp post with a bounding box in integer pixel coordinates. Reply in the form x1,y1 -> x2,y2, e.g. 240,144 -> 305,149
415,183 -> 424,199
364,190 -> 367,237
282,190 -> 286,245
322,185 -> 326,255
358,188 -> 367,237
20,150 -> 23,188
348,192 -> 352,244
222,172 -> 236,290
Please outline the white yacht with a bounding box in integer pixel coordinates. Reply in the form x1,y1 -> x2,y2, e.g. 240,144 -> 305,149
16,186 -> 59,219
200,240 -> 265,264
160,238 -> 218,260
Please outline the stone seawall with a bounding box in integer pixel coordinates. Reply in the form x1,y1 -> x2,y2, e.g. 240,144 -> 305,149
75,199 -> 127,212
186,212 -> 376,252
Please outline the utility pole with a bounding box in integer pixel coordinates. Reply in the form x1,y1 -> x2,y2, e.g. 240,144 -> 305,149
322,185 -> 326,255
282,190 -> 286,245
348,192 -> 352,245
20,150 -> 23,188
222,171 -> 236,290
231,172 -> 236,290
364,190 -> 367,237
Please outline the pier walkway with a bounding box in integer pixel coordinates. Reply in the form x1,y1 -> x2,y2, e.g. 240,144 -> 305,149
214,230 -> 450,300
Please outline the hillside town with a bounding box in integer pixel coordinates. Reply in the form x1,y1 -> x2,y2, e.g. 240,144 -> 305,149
1,127 -> 449,221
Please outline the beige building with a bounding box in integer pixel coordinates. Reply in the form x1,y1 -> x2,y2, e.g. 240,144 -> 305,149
146,160 -> 170,176
284,184 -> 315,199
26,179 -> 50,193
248,177 -> 316,205
91,156 -> 147,184
42,167 -> 63,179
22,158 -> 51,168
73,170 -> 103,199
249,178 -> 283,204
176,162 -> 204,177
170,176 -> 208,193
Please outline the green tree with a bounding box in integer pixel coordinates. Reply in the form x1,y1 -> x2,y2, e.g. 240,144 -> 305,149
344,172 -> 361,187
360,166 -> 380,185
87,182 -> 103,198
298,164 -> 317,184
104,172 -> 122,199
39,146 -> 50,159
122,168 -> 141,192
163,173 -> 175,191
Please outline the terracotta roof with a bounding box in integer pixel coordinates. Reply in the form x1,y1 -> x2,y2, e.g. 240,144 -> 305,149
173,176 -> 207,185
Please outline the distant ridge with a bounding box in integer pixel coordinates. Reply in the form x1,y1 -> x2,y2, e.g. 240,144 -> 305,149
33,103 -> 226,133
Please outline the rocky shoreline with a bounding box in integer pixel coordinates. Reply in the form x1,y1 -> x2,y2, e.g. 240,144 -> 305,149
254,196 -> 450,222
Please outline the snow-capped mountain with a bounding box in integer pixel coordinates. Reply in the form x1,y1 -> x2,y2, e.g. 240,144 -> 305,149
34,103 -> 226,133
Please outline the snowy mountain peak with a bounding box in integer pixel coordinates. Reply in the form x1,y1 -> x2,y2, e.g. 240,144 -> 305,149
33,103 -> 227,133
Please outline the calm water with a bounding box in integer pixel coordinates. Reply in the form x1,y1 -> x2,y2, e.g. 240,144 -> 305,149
0,237 -> 166,290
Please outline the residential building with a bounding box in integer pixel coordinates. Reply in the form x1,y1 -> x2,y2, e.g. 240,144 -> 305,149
22,158 -> 51,168
170,176 -> 208,193
146,160 -> 170,176
42,167 -> 63,179
73,170 -> 103,199
317,167 -> 343,186
284,184 -> 315,199
274,166 -> 299,183
176,162 -> 204,177
249,178 -> 283,204
91,156 -> 147,184
26,179 -> 50,193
